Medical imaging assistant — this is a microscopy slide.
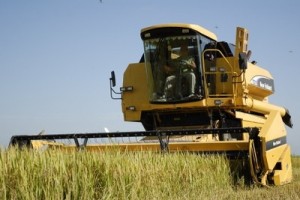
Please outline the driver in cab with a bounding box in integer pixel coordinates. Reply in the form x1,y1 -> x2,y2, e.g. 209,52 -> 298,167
163,44 -> 196,100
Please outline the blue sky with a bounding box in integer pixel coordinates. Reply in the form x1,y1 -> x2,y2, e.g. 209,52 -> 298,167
1,0 -> 299,154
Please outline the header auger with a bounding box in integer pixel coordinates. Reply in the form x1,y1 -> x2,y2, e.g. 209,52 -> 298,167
10,23 -> 293,186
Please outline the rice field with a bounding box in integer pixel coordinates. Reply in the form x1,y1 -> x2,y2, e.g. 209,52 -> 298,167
0,148 -> 299,200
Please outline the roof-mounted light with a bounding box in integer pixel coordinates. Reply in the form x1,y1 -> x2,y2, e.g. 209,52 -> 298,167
182,29 -> 189,33
144,33 -> 151,38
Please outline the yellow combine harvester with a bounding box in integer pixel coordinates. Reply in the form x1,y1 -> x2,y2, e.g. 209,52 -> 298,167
10,23 -> 293,186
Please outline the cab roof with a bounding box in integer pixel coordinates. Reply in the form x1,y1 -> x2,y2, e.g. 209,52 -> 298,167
141,23 -> 217,41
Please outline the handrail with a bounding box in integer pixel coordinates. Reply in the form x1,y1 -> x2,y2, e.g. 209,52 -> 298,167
201,49 -> 236,98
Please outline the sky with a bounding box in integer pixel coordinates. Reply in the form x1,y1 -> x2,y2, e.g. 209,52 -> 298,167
1,0 -> 299,154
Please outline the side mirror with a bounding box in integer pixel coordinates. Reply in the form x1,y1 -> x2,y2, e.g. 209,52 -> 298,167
109,71 -> 121,100
110,71 -> 116,87
239,52 -> 248,71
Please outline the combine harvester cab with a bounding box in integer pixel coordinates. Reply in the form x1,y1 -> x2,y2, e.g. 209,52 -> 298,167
10,24 -> 293,186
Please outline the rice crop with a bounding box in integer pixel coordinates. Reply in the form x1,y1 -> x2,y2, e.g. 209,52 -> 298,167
0,148 -> 299,200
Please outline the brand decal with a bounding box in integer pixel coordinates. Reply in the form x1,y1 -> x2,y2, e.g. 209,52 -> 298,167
273,140 -> 282,146
266,136 -> 286,151
250,75 -> 275,92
